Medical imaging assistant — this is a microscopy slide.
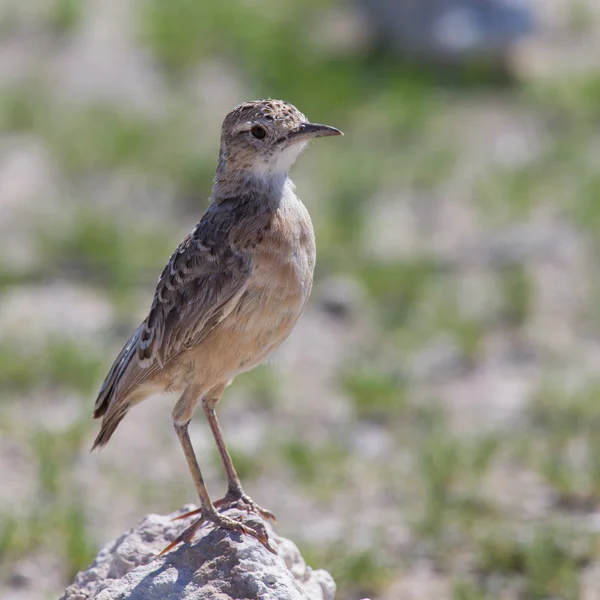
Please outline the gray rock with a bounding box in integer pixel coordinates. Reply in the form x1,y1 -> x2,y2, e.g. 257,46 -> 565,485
357,0 -> 535,64
60,506 -> 335,600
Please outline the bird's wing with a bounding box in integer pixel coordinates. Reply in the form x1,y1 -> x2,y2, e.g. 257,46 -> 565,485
93,205 -> 252,418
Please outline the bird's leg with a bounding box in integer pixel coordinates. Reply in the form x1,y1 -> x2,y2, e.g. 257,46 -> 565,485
160,418 -> 274,556
203,398 -> 276,523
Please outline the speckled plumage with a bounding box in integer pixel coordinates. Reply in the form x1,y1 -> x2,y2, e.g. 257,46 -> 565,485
91,99 -> 342,553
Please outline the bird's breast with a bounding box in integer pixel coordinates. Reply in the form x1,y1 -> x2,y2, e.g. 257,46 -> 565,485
236,196 -> 315,341
192,194 -> 315,380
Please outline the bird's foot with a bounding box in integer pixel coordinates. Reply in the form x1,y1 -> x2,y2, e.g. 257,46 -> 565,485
214,489 -> 277,523
160,507 -> 275,556
174,490 -> 276,523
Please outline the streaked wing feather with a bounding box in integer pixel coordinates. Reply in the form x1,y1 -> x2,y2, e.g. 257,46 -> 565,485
94,205 -> 253,413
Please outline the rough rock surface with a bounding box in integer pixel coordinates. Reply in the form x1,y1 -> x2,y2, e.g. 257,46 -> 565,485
60,506 -> 336,600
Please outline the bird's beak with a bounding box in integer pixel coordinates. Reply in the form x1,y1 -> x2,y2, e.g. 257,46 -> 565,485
289,122 -> 344,142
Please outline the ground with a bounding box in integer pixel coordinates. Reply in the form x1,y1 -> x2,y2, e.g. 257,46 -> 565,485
2,1 -> 600,599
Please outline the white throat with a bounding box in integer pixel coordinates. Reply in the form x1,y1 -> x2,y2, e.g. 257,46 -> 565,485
251,142 -> 307,177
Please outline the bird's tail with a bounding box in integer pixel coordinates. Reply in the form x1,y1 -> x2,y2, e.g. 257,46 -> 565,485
91,404 -> 129,450
92,325 -> 143,450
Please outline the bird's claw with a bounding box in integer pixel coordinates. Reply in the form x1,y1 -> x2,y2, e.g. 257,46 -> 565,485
159,514 -> 207,556
214,491 -> 277,523
160,509 -> 276,556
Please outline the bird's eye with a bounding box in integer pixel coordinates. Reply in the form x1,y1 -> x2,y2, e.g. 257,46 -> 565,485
250,125 -> 266,139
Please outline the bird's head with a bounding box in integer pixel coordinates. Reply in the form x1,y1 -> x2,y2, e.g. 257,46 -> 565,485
218,99 -> 343,178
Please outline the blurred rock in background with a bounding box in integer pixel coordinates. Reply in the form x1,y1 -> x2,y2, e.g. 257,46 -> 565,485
356,0 -> 535,69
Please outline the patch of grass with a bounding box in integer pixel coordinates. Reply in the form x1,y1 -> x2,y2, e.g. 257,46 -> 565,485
317,177 -> 371,256
357,258 -> 441,329
62,501 -> 96,579
44,338 -> 106,393
139,0 -> 436,129
211,446 -> 262,483
234,365 -> 281,411
341,365 -> 407,421
568,0 -> 596,31
140,0 -> 219,72
405,146 -> 457,189
477,165 -> 539,221
140,0 -> 362,116
50,0 -> 83,33
0,420 -> 96,574
300,544 -> 393,600
311,146 -> 386,264
38,207 -> 175,299
529,75 -> 600,123
279,439 -> 320,485
448,318 -> 485,368
415,412 -> 463,537
496,263 -> 532,327
332,550 -> 393,599
44,105 -> 163,172
453,579 -> 492,600
0,338 -> 105,393
475,525 -> 588,600
0,345 -> 33,390
0,502 -> 95,580
0,86 -> 43,131
0,94 -> 216,195
0,513 -> 25,563
412,404 -> 500,538
32,421 -> 90,502
523,382 -> 600,507
527,382 -> 600,434
434,301 -> 486,367
0,263 -> 40,292
569,172 -> 600,244
278,437 -> 347,491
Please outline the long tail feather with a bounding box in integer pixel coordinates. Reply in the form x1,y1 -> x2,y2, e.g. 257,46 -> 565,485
93,326 -> 142,419
91,404 -> 129,450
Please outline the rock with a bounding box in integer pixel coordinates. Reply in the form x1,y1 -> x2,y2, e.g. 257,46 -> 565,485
356,0 -> 535,66
60,506 -> 336,600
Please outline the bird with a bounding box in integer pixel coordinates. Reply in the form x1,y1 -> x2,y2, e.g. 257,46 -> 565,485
91,99 -> 343,554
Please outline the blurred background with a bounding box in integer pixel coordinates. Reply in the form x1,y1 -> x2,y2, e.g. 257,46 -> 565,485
1,1 -> 600,599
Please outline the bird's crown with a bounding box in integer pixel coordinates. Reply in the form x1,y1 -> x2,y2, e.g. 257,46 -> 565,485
223,99 -> 307,134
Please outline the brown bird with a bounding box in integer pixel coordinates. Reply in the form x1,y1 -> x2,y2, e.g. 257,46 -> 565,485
92,99 -> 342,553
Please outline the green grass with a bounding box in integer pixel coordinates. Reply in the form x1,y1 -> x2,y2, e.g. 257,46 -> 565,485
477,164 -> 539,221
415,410 -> 464,537
278,437 -> 348,493
0,86 -> 44,132
0,338 -> 105,393
497,263 -> 532,327
341,365 -> 407,421
0,418 -> 95,578
357,258 -> 441,329
37,207 -> 176,302
62,502 -> 97,579
331,550 -> 393,599
405,404 -> 501,540
211,446 -> 263,483
50,0 -> 83,33
520,382 -> 600,507
474,524 -> 590,600
234,365 -> 281,411
453,580 -> 493,600
300,544 -> 394,600
0,514 -> 25,564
